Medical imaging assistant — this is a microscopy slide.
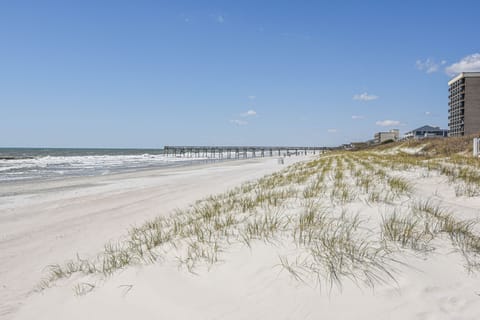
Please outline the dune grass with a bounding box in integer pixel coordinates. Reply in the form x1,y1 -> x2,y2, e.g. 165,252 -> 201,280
381,209 -> 437,253
412,200 -> 480,270
38,150 -> 480,295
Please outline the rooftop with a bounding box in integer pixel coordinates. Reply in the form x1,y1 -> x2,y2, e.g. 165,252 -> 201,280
448,72 -> 480,85
405,125 -> 446,134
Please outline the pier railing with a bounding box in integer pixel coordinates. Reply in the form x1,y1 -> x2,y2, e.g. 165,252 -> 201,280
163,146 -> 329,159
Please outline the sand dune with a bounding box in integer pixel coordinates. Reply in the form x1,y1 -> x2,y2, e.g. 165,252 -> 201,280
4,152 -> 480,320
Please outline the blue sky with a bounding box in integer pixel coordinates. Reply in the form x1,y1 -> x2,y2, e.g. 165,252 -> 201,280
1,0 -> 480,148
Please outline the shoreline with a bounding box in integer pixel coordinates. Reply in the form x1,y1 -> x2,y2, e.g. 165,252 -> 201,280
0,157 -> 271,197
0,155 -> 238,186
0,156 -> 307,209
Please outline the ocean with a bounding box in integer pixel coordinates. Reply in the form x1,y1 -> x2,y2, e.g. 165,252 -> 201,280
0,148 -> 209,183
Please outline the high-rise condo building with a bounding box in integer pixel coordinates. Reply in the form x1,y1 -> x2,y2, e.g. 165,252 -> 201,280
448,72 -> 480,136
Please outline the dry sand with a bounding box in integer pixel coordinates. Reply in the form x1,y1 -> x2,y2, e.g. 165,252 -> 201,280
0,156 -> 307,319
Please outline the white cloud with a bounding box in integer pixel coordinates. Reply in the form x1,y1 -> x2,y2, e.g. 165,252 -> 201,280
248,95 -> 256,100
376,120 -> 400,127
230,119 -> 247,126
351,115 -> 365,120
416,58 -> 440,74
327,128 -> 338,133
217,15 -> 225,23
445,53 -> 480,76
241,109 -> 257,117
425,111 -> 431,116
353,92 -> 378,101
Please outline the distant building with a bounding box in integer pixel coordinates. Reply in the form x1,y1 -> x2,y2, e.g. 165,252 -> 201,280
350,142 -> 369,149
374,129 -> 399,144
404,125 -> 448,139
448,72 -> 480,136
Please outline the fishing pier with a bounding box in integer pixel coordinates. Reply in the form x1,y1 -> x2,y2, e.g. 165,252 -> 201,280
163,146 -> 329,159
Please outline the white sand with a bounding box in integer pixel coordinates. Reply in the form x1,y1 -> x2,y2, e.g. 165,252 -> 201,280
0,156 -> 307,319
3,154 -> 480,320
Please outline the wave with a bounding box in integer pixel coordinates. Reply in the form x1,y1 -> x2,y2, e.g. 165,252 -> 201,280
0,154 -> 210,182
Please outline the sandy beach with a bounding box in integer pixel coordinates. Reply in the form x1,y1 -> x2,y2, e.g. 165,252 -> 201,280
3,1 -> 479,318
3,150 -> 480,320
0,156 -> 308,319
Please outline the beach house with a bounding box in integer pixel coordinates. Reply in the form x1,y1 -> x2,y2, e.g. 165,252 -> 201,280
404,125 -> 448,139
374,129 -> 399,144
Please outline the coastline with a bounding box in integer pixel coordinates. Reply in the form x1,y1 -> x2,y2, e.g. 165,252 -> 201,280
0,155 -> 311,319
0,157 -> 278,202
0,150 -> 213,184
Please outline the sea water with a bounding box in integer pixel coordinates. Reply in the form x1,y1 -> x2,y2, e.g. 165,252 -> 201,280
0,148 -> 209,182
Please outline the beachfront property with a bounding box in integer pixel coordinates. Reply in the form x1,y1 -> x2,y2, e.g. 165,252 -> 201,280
374,129 -> 399,144
403,125 -> 448,140
448,72 -> 480,136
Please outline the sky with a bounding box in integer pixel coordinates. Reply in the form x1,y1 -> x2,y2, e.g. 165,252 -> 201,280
1,0 -> 480,148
